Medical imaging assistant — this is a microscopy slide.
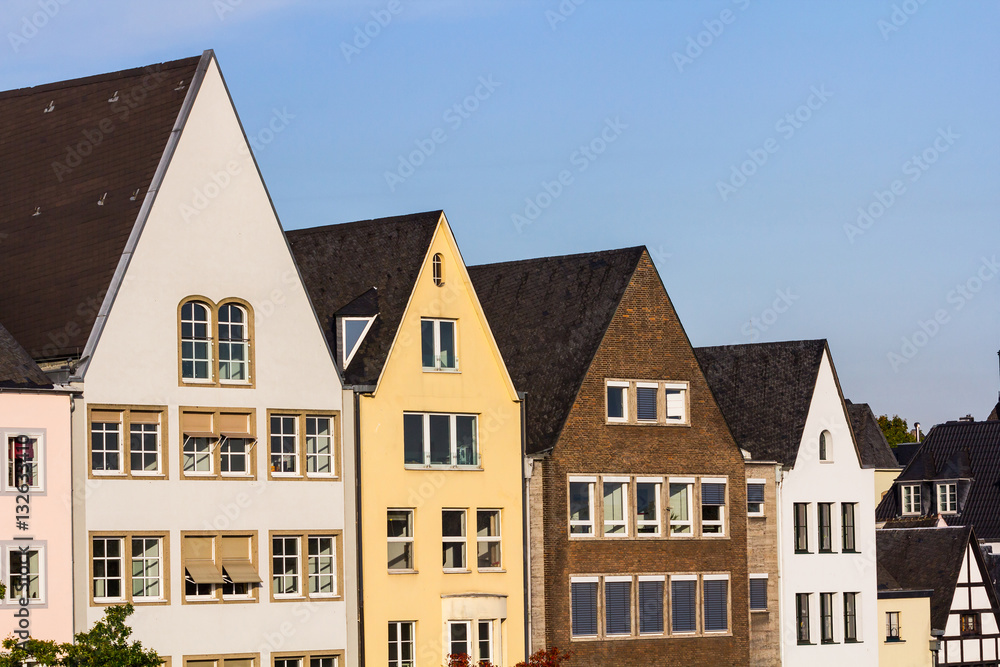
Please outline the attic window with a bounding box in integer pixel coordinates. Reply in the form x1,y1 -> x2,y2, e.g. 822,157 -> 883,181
432,253 -> 444,286
819,430 -> 832,462
342,316 -> 375,368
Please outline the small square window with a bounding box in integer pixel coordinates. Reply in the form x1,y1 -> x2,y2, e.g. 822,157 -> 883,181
421,319 -> 457,370
387,510 -> 413,571
901,484 -> 922,515
442,510 -> 467,570
937,482 -> 958,514
749,576 -> 767,611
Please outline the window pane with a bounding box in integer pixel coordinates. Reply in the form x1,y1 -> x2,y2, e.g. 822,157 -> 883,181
607,386 -> 625,419
669,483 -> 691,534
605,580 -> 631,635
455,416 -> 477,466
638,580 -> 664,633
604,481 -> 627,535
438,321 -> 455,369
750,578 -> 767,610
478,621 -> 493,663
671,579 -> 696,632
403,414 -> 424,465
344,319 -> 368,361
129,423 -> 159,473
387,542 -> 412,571
571,581 -> 598,636
449,622 -> 469,656
421,320 -> 435,368
429,415 -> 451,465
704,580 -> 728,632
569,482 -> 593,535
636,386 -> 657,421
636,482 -> 660,533
665,388 -> 685,420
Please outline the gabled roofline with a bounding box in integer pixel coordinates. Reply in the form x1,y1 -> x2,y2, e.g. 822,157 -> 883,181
72,50 -> 214,381
819,342 -> 867,470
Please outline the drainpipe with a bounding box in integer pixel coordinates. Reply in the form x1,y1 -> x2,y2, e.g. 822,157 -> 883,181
519,392 -> 530,660
353,388 -> 366,667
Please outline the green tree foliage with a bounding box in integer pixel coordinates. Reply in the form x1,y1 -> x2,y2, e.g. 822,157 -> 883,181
0,604 -> 162,667
878,414 -> 917,447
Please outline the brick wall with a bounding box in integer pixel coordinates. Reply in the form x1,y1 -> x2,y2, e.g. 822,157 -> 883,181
746,461 -> 781,666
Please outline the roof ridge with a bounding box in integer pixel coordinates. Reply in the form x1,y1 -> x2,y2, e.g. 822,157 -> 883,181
696,338 -> 828,350
0,55 -> 202,100
470,245 -> 646,270
287,211 -> 444,237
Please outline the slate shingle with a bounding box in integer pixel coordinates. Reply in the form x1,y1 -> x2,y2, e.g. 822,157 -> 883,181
0,321 -> 51,388
845,400 -> 900,469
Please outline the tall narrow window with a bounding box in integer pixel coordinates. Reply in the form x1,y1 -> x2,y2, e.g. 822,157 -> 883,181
271,415 -> 298,475
794,503 -> 809,552
421,319 -> 457,370
476,510 -> 501,569
8,435 -> 41,489
669,481 -> 693,535
92,537 -> 123,601
308,536 -> 336,597
91,421 -> 122,474
747,481 -> 765,516
432,253 -> 445,286
749,575 -> 768,611
796,593 -> 811,644
937,483 -> 958,513
664,383 -> 687,422
603,479 -> 628,535
818,503 -> 833,553
131,537 -> 162,599
448,620 -> 471,657
570,579 -> 599,637
478,620 -> 494,664
569,478 -> 595,535
901,484 -> 921,515
886,611 -> 900,641
844,592 -> 858,642
820,593 -> 835,643
842,503 -> 857,552
638,577 -> 664,634
819,430 -> 831,461
605,578 -> 632,636
272,536 -> 300,597
388,622 -> 415,667
9,549 -> 41,601
635,383 -> 658,422
387,510 -> 414,571
636,479 -> 662,535
181,300 -> 212,380
218,303 -> 249,382
442,510 -> 467,570
671,577 -> 697,633
701,481 -> 726,535
306,416 -> 335,476
129,414 -> 160,475
704,577 -> 729,633
606,382 -> 628,422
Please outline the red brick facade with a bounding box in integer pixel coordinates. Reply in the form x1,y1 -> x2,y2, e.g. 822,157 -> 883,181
532,253 -> 750,665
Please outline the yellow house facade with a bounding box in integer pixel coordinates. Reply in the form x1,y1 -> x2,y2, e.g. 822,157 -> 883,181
289,212 -> 525,667
877,592 -> 934,667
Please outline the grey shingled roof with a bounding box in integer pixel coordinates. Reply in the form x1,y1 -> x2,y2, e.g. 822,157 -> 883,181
286,212 -> 442,386
0,322 -> 52,389
877,526 -> 979,631
893,442 -> 922,467
469,247 -> 644,455
876,420 -> 1000,541
694,340 -> 828,467
0,55 -> 203,360
845,400 -> 901,469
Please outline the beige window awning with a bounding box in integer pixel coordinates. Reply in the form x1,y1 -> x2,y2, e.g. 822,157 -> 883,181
185,559 -> 225,584
222,560 -> 262,584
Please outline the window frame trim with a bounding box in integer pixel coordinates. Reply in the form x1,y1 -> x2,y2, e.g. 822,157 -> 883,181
267,410 -> 341,481
420,317 -> 459,372
402,411 -> 480,470
89,531 -> 170,607
268,530 -> 344,603
179,408 -> 258,481
177,296 -> 257,389
88,406 -> 170,481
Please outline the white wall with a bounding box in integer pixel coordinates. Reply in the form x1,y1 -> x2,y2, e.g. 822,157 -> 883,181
779,350 -> 878,666
75,56 -> 349,663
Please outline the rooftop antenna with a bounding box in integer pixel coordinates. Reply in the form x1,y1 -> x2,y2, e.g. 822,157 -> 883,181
43,100 -> 54,113
97,192 -> 107,206
130,188 -> 141,201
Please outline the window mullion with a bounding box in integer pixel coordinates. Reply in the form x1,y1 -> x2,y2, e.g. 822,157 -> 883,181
423,415 -> 431,465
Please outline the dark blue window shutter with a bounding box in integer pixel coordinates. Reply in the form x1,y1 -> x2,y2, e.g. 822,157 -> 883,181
749,578 -> 767,610
703,483 -> 726,505
671,580 -> 696,633
571,582 -> 598,636
636,387 -> 657,421
704,580 -> 728,631
605,581 -> 632,635
747,483 -> 765,504
638,580 -> 664,633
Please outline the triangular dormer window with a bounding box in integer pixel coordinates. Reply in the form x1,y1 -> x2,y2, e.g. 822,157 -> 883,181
342,316 -> 376,369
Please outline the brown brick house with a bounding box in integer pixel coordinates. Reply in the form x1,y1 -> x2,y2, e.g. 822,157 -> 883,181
470,248 -> 750,666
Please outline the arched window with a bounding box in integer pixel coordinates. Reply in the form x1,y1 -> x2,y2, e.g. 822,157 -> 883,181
218,303 -> 249,382
432,253 -> 444,286
180,301 -> 211,380
819,430 -> 831,461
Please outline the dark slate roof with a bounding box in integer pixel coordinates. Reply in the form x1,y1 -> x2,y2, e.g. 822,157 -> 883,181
0,55 -> 202,360
693,340 -> 829,467
469,247 -> 644,455
287,212 -> 442,386
990,401 -> 999,421
893,442 -> 922,467
845,400 -> 901,469
876,421 -> 1000,540
0,322 -> 51,389
876,526 -> 975,631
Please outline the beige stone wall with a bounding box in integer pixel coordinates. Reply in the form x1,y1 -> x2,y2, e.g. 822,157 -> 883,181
528,456 -> 546,653
747,461 -> 781,667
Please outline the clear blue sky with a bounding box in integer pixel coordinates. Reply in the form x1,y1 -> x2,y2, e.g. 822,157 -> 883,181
3,0 -> 998,431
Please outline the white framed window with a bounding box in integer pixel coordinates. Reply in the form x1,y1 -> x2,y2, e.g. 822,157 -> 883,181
6,433 -> 44,491
442,509 -> 467,571
131,537 -> 163,600
447,620 -> 471,657
635,478 -> 662,536
605,575 -> 632,636
669,479 -> 694,535
571,576 -> 599,637
403,413 -> 478,467
183,436 -> 215,474
272,536 -> 301,597
749,574 -> 768,611
819,430 -> 832,462
305,416 -> 335,476
664,382 -> 687,422
220,437 -> 251,476
341,316 -> 375,368
701,479 -> 727,536
886,611 -> 900,641
181,300 -> 213,381
638,575 -> 665,634
747,479 -> 765,517
92,536 -> 124,602
603,477 -> 629,536
635,382 -> 658,422
432,253 -> 445,286
901,484 -> 921,515
388,621 -> 415,667
703,574 -> 730,633
569,477 -> 596,536
606,381 -> 629,422
421,318 -> 457,370
91,421 -> 123,475
937,482 -> 958,514
129,418 -> 160,475
270,415 -> 299,476
387,510 -> 414,571
307,536 -> 337,597
7,544 -> 44,603
218,303 -> 249,382
476,510 -> 502,570
477,620 -> 496,664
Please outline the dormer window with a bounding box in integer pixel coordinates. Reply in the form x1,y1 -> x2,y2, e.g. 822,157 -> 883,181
342,316 -> 375,368
421,319 -> 457,370
819,430 -> 832,462
937,482 -> 958,514
901,484 -> 921,515
432,253 -> 444,286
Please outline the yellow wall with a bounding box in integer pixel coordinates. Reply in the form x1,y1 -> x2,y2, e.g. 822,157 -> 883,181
878,595 -> 934,667
360,215 -> 525,666
875,468 -> 900,506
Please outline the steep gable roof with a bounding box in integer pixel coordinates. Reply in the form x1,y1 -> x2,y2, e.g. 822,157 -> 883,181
846,400 -> 901,468
0,322 -> 51,389
0,54 -> 203,361
877,420 -> 1000,540
877,526 -> 975,631
693,340 -> 827,466
893,442 -> 922,467
469,247 -> 644,455
286,212 -> 442,386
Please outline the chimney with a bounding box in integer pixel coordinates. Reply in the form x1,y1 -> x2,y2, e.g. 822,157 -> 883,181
914,422 -> 921,442
960,414 -> 975,423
